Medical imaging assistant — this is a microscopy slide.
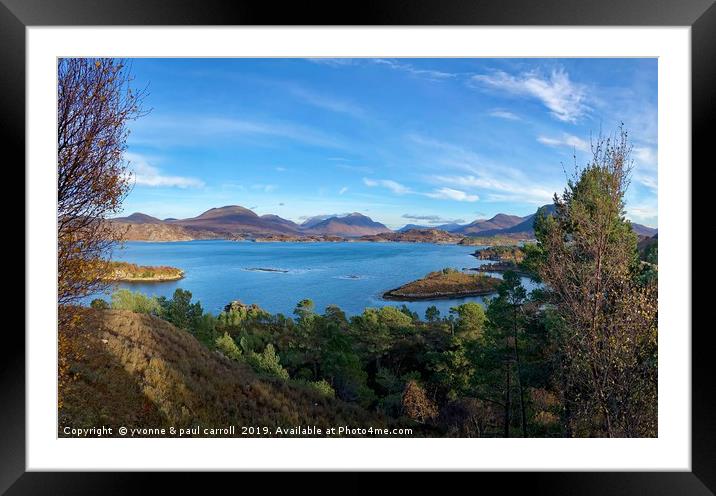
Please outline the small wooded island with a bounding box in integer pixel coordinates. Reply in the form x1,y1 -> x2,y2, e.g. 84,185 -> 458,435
383,268 -> 502,301
105,261 -> 184,282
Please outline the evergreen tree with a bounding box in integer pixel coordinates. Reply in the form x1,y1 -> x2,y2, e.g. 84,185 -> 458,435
533,127 -> 657,437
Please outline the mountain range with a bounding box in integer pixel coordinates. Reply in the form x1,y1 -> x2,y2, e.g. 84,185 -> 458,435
110,206 -> 391,240
109,204 -> 656,241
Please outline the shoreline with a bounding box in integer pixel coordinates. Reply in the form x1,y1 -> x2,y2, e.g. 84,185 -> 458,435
111,274 -> 184,283
382,287 -> 499,301
121,238 -> 497,247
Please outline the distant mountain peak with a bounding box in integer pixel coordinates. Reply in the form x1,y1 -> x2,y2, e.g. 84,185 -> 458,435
455,212 -> 525,235
197,205 -> 258,218
307,212 -> 390,237
114,212 -> 162,224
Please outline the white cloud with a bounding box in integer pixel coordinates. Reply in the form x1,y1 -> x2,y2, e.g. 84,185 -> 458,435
290,87 -> 366,118
632,146 -> 657,192
633,146 -> 657,168
407,134 -> 561,206
634,174 -> 657,192
339,186 -> 349,195
306,58 -> 355,67
372,59 -> 457,81
362,178 -> 411,195
308,58 -> 458,81
125,153 -> 204,189
537,133 -> 589,151
626,201 -> 658,227
433,174 -> 556,206
425,187 -> 479,202
251,184 -> 277,193
488,109 -> 521,121
130,115 -> 348,151
471,69 -> 588,123
403,214 -> 466,224
362,176 -> 479,203
275,166 -> 287,172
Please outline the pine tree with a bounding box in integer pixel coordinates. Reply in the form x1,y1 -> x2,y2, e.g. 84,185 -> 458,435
533,127 -> 657,437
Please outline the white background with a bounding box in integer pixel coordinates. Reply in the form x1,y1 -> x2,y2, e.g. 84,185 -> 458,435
26,27 -> 690,471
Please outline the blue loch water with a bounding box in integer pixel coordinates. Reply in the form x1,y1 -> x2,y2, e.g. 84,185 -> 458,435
89,240 -> 537,318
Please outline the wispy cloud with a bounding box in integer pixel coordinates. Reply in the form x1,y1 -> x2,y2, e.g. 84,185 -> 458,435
402,214 -> 466,225
634,174 -> 657,192
251,184 -> 277,193
130,115 -> 349,150
306,58 -> 356,67
290,86 -> 366,118
337,163 -> 374,174
537,133 -> 589,151
372,59 -> 457,81
408,134 -> 560,206
308,58 -> 458,82
488,109 -> 521,121
433,174 -> 555,205
363,177 -> 412,195
626,200 -> 658,227
633,146 -> 657,167
632,145 -> 658,192
471,68 -> 589,123
125,153 -> 204,189
425,187 -> 479,202
362,176 -> 480,203
339,186 -> 349,195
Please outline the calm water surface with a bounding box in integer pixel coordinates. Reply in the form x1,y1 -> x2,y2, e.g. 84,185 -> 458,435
90,240 -> 537,318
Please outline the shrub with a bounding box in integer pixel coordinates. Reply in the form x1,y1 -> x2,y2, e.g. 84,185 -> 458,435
217,301 -> 270,332
245,343 -> 290,380
307,379 -> 336,398
215,333 -> 242,361
110,289 -> 160,315
90,298 -> 110,310
449,302 -> 486,339
402,380 -> 438,423
193,313 -> 219,348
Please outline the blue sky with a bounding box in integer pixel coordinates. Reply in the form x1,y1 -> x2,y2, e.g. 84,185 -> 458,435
120,58 -> 658,228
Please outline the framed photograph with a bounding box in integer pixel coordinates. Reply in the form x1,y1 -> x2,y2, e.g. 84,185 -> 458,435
8,0 -> 710,489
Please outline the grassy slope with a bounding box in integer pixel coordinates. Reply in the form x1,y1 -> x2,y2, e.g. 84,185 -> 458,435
59,309 -> 389,436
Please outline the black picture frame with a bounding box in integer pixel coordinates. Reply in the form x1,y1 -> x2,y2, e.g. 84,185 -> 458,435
5,0 -> 709,491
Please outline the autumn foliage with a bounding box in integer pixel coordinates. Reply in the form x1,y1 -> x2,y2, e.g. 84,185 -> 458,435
532,127 -> 658,437
402,380 -> 438,423
57,58 -> 147,308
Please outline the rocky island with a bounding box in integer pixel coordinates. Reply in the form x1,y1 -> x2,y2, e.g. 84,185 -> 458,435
470,245 -> 529,275
473,245 -> 526,262
105,261 -> 184,282
383,268 -> 502,301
